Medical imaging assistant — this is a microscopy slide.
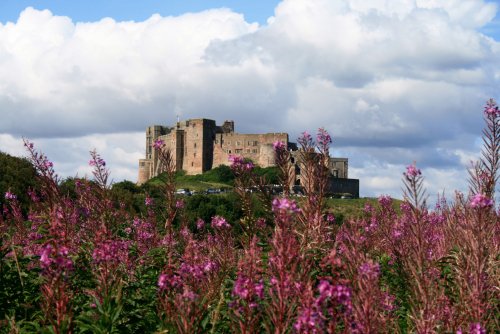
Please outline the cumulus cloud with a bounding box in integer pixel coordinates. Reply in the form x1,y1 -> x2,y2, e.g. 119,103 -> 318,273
0,1 -> 499,198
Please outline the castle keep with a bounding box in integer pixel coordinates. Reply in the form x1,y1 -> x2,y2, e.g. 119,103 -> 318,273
137,118 -> 357,197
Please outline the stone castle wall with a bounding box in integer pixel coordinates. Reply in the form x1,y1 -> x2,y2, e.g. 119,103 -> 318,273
212,132 -> 289,169
137,118 -> 354,195
137,118 -> 291,184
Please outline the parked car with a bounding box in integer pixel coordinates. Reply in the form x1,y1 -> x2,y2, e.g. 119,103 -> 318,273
175,188 -> 191,196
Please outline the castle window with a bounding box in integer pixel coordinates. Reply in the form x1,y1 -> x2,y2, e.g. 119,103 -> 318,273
194,152 -> 196,158
252,149 -> 258,153
246,149 -> 250,153
253,141 -> 258,146
194,143 -> 197,148
236,141 -> 241,146
228,150 -> 232,154
235,149 -> 242,153
192,162 -> 194,167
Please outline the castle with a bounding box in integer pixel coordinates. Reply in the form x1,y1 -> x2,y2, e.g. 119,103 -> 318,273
137,118 -> 358,197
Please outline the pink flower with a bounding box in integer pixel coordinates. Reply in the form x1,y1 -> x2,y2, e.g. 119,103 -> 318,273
273,141 -> 286,151
229,155 -> 254,172
92,240 -> 129,265
24,141 -> 34,149
470,193 -> 494,208
89,156 -> 106,167
469,323 -> 486,334
175,200 -> 185,209
272,197 -> 301,214
145,196 -> 154,206
378,195 -> 392,207
4,191 -> 16,200
484,98 -> 499,117
256,217 -> 267,229
153,139 -> 164,149
211,215 -> 230,229
405,163 -> 421,178
40,244 -> 53,269
196,218 -> 205,230
316,127 -> 332,148
298,131 -> 313,147
181,288 -> 198,301
158,272 -> 183,291
358,261 -> 380,280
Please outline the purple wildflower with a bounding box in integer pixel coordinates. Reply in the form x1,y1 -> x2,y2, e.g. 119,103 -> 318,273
405,163 -> 421,178
175,199 -> 185,209
469,323 -> 486,334
39,244 -> 73,271
92,240 -> 129,265
272,197 -> 301,214
484,98 -> 499,117
4,191 -> 16,200
229,154 -> 254,172
256,217 -> 267,229
181,288 -> 198,301
273,141 -> 286,151
145,196 -> 154,206
211,215 -> 230,229
316,127 -> 332,148
358,261 -> 380,280
196,218 -> 205,230
294,306 -> 323,334
378,195 -> 392,207
153,139 -> 164,149
158,272 -> 183,291
470,193 -> 494,209
298,131 -> 313,147
40,244 -> 53,269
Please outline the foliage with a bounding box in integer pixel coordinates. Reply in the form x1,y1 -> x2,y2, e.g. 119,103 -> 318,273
0,100 -> 499,333
0,152 -> 39,213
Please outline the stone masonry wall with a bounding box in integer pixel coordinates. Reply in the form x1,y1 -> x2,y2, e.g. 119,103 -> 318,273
212,132 -> 289,168
137,118 -> 354,191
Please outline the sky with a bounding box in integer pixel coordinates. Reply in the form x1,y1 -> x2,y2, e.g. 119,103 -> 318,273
0,0 -> 500,200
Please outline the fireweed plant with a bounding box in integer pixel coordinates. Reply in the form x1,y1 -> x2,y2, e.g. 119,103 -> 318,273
0,100 -> 499,333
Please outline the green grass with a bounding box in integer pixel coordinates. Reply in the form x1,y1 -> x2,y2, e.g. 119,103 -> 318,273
174,180 -> 232,192
324,197 -> 402,223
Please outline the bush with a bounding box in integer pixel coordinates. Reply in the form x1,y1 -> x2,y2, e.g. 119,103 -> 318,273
1,100 -> 499,333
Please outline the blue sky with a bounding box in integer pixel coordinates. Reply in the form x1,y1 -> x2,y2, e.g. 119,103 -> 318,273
0,0 -> 499,199
0,0 -> 281,25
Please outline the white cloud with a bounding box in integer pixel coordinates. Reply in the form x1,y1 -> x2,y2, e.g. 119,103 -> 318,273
0,1 -> 499,199
1,132 -> 144,183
